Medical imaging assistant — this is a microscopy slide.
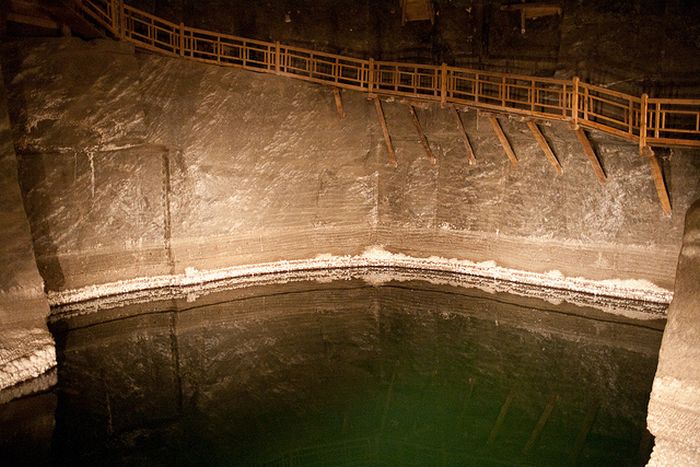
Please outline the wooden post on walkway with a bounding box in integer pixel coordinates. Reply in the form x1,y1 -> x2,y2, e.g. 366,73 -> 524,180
440,63 -> 448,107
117,0 -> 125,38
374,97 -> 397,167
179,22 -> 184,56
110,0 -> 118,32
572,76 -> 580,126
640,93 -> 649,153
275,41 -> 281,73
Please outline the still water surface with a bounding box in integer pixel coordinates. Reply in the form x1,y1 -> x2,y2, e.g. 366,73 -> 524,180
2,280 -> 663,466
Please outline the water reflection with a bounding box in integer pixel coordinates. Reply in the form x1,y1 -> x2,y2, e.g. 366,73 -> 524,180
48,280 -> 662,466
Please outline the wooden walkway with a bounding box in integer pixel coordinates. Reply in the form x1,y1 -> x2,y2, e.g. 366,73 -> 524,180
72,0 -> 700,215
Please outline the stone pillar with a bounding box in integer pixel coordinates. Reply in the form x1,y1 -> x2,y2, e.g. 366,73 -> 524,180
647,199 -> 700,466
0,65 -> 55,394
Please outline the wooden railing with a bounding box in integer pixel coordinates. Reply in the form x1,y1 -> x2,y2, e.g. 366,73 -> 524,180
75,0 -> 700,148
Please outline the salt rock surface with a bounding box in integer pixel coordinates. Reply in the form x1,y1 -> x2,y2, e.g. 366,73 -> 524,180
2,37 -> 698,302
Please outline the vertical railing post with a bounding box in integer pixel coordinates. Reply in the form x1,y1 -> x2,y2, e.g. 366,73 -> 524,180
640,93 -> 649,152
572,76 -> 580,126
501,75 -> 506,107
110,0 -> 118,33
368,58 -> 375,94
440,63 -> 447,107
627,99 -> 633,135
475,73 -> 480,103
179,22 -> 184,56
275,41 -> 281,73
654,101 -> 661,139
118,0 -> 125,38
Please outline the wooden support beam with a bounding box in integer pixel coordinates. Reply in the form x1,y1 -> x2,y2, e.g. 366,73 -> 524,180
574,127 -> 606,184
332,88 -> 345,119
522,394 -> 558,455
527,121 -> 562,175
453,108 -> 476,165
488,116 -> 518,167
374,97 -> 398,167
487,391 -> 515,445
643,146 -> 672,216
409,105 -> 437,165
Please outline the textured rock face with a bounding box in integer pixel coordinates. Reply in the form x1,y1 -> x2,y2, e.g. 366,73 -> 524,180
647,199 -> 700,466
0,64 -> 55,391
2,37 -> 699,298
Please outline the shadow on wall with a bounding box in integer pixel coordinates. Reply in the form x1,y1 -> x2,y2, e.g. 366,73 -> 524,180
17,154 -> 66,291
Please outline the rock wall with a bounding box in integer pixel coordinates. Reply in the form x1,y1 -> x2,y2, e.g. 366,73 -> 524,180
2,37 -> 699,300
0,64 -> 54,391
647,199 -> 700,466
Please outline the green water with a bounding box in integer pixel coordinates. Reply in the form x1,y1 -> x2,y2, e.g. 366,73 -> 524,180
2,280 -> 663,466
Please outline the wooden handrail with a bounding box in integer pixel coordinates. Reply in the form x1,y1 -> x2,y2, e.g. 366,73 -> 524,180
75,0 -> 700,148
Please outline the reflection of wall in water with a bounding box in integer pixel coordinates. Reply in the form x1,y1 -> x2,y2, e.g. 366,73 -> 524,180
51,281 -> 661,465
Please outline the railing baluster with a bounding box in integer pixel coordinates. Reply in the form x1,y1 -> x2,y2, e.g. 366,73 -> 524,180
655,103 -> 661,139
440,63 -> 447,104
501,76 -> 506,107
628,99 -> 633,135
640,94 -> 649,150
274,42 -> 280,73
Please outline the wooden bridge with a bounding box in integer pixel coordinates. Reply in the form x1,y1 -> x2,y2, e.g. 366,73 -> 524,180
71,0 -> 700,215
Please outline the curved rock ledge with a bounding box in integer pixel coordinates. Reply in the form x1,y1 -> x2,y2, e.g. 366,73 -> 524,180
49,246 -> 671,322
0,329 -> 56,392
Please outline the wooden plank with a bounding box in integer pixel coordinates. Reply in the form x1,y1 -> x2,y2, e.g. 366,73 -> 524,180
333,88 -> 345,119
409,105 -> 437,164
453,108 -> 477,165
527,121 -> 562,175
488,116 -> 518,167
374,97 -> 398,167
522,394 -> 558,455
644,147 -> 672,215
487,391 -> 515,445
574,127 -> 606,184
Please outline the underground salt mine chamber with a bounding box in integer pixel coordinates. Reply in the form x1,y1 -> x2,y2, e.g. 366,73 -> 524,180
0,0 -> 699,465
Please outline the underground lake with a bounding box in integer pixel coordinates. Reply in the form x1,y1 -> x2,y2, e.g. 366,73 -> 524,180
0,275 -> 663,466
